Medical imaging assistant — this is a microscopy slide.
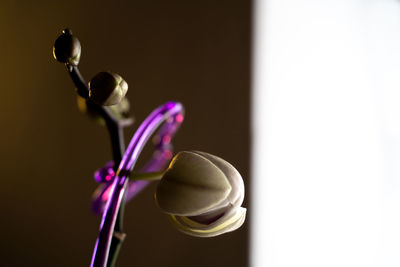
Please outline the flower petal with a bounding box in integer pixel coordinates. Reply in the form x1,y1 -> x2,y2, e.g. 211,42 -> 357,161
195,151 -> 245,208
155,151 -> 232,216
169,207 -> 246,237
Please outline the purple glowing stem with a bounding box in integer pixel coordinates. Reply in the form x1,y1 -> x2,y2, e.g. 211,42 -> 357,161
90,102 -> 184,267
92,107 -> 183,215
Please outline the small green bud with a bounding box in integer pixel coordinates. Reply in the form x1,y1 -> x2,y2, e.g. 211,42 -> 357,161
155,151 -> 246,237
53,29 -> 81,66
89,72 -> 128,106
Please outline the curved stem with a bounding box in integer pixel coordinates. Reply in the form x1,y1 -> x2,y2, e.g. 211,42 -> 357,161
90,102 -> 184,267
66,64 -> 89,98
100,108 -> 125,167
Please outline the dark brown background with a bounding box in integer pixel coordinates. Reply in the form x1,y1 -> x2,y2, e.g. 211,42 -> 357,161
0,1 -> 251,266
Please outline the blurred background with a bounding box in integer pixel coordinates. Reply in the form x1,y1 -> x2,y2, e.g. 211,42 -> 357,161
0,1 -> 250,266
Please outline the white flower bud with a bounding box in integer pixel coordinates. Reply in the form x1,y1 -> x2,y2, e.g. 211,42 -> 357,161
155,151 -> 246,237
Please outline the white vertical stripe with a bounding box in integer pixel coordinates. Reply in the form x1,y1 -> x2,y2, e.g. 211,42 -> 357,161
251,1 -> 400,266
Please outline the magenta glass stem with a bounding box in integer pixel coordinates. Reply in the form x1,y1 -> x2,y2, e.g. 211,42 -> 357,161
90,102 -> 184,267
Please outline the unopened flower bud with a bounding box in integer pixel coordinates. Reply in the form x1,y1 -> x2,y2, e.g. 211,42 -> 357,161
89,72 -> 128,106
53,29 -> 81,66
155,151 -> 246,237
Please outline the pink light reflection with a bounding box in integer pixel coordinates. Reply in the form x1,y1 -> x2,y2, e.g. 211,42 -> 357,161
101,185 -> 113,202
162,135 -> 171,145
176,114 -> 184,123
163,150 -> 173,160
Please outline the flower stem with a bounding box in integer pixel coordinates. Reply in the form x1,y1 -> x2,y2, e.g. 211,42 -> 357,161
90,102 -> 184,267
65,63 -> 128,267
130,171 -> 164,181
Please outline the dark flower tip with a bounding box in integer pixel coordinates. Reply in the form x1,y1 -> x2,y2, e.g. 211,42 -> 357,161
53,29 -> 81,66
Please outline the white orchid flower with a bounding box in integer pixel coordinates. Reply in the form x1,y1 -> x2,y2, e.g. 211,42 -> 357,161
155,151 -> 246,237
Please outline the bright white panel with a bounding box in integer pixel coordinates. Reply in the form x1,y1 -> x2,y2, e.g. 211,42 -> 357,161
251,1 -> 400,267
